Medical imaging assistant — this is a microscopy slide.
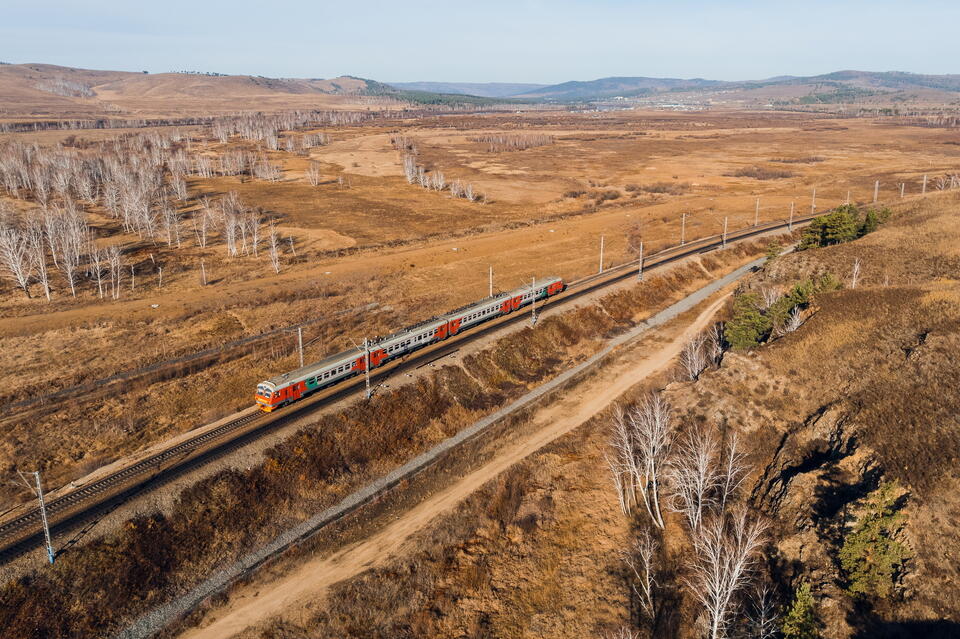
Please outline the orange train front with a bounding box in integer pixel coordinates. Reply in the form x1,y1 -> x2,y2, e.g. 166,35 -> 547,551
255,276 -> 565,411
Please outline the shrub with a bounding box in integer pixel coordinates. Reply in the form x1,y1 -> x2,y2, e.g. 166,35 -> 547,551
781,582 -> 820,639
594,190 -> 621,202
563,189 -> 587,198
839,480 -> 910,599
728,165 -> 794,180
765,240 -> 783,264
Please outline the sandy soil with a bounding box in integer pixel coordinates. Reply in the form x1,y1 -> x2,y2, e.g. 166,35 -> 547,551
177,288 -> 731,639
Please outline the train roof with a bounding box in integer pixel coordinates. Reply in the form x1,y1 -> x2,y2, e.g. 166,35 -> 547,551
265,346 -> 359,386
262,275 -> 564,387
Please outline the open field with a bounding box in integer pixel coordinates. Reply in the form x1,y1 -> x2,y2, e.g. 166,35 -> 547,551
1,107 -> 959,511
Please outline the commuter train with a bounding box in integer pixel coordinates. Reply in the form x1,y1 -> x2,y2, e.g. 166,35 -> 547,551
255,276 -> 566,411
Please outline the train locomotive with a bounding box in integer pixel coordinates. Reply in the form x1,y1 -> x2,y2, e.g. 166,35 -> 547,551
255,275 -> 565,411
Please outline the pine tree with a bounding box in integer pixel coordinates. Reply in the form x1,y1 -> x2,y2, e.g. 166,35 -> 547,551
724,293 -> 772,349
781,582 -> 820,639
839,481 -> 910,599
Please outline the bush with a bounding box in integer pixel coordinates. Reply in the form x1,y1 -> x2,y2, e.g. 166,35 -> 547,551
728,165 -> 794,180
839,481 -> 910,599
781,582 -> 820,639
594,190 -> 621,202
765,240 -> 784,264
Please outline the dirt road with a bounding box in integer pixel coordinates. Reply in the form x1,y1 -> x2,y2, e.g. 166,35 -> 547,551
177,289 -> 732,639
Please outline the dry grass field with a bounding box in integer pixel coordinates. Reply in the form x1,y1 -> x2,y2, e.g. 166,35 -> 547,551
0,106 -> 958,509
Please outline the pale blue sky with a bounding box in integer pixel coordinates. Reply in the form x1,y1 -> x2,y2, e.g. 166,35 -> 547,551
3,1 -> 958,83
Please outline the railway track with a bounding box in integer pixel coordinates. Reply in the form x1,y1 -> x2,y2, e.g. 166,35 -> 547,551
0,212 -> 816,563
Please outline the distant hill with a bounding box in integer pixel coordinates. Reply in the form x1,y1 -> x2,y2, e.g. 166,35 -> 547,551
508,70 -> 960,102
3,63 -> 959,119
512,76 -> 723,100
0,64 -> 510,119
387,81 -> 548,98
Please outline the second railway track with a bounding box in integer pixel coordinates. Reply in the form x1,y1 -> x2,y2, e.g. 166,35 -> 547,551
0,213 -> 815,563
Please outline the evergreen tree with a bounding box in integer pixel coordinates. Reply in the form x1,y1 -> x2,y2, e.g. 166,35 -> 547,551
781,582 -> 820,639
724,293 -> 771,349
839,481 -> 910,599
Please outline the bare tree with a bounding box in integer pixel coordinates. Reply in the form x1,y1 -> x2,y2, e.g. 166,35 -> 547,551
744,583 -> 780,639
623,526 -> 660,620
707,322 -> 725,365
681,333 -> 708,381
850,258 -> 862,289
268,222 -> 281,273
781,307 -> 803,335
718,432 -> 749,513
58,213 -> 84,297
88,243 -> 106,298
305,162 -> 321,187
192,201 -> 211,248
0,225 -> 33,297
668,427 -> 721,531
106,245 -> 123,299
686,509 -> 767,639
608,396 -> 673,528
758,286 -> 780,310
27,221 -> 51,301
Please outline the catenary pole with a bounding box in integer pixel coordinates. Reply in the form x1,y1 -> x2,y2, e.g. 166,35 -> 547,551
297,327 -> 304,368
34,472 -> 54,564
637,241 -> 644,281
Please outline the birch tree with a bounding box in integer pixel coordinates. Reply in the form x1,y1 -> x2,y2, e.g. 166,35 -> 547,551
681,333 -> 708,381
306,162 -> 321,187
27,222 -> 51,301
686,509 -> 767,639
608,396 -> 673,528
668,427 -> 721,531
623,526 -> 660,620
268,223 -> 281,273
0,225 -> 33,297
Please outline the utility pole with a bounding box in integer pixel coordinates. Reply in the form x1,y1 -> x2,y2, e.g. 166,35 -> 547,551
363,337 -> 371,399
530,276 -> 538,326
681,212 -> 687,245
722,217 -> 728,249
637,241 -> 644,281
33,472 -> 55,564
754,197 -> 760,226
297,327 -> 304,368
873,180 -> 879,203
789,201 -> 794,231
599,235 -> 604,274
810,188 -> 816,215
923,174 -> 928,195
488,265 -> 493,297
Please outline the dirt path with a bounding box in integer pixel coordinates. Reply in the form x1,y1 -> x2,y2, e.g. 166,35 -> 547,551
178,291 -> 731,639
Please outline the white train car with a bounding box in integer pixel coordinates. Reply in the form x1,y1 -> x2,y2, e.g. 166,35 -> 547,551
255,276 -> 565,411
